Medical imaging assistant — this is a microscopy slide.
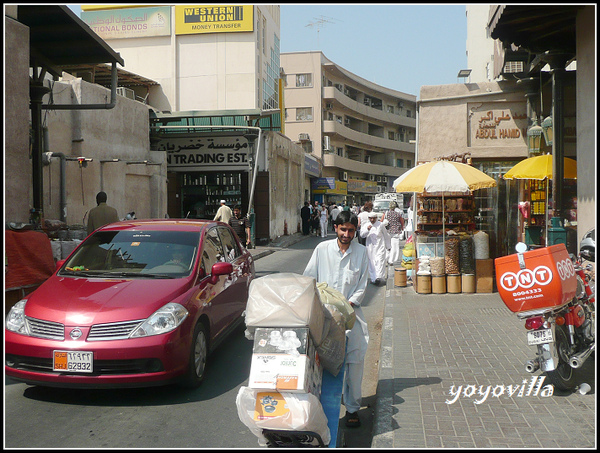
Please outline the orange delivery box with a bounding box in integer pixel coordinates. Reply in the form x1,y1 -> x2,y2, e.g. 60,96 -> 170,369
495,243 -> 577,313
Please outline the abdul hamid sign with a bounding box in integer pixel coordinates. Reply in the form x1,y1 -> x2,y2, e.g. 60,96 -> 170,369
469,102 -> 528,146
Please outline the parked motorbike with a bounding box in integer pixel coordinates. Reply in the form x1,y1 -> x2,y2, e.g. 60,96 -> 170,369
495,229 -> 595,391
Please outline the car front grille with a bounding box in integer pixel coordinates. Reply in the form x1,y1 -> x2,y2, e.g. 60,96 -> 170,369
25,317 -> 64,340
5,354 -> 164,375
88,320 -> 145,341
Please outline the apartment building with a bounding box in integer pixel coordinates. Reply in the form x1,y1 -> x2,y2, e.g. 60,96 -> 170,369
281,51 -> 416,205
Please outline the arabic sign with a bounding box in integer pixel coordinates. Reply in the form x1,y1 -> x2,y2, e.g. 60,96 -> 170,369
175,5 -> 254,35
469,102 -> 528,147
81,6 -> 171,39
347,179 -> 378,194
312,178 -> 335,190
159,136 -> 250,171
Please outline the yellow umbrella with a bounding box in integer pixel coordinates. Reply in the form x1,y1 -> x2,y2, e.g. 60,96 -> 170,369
392,161 -> 496,241
503,154 -> 577,180
392,160 -> 497,193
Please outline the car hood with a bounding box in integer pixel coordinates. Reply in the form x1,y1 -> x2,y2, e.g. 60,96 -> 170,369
23,275 -> 192,326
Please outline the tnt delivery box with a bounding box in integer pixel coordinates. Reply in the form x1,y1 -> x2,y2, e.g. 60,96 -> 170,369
495,243 -> 577,313
248,327 -> 322,397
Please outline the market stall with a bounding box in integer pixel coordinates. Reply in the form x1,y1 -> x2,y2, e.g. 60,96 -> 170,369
392,161 -> 497,294
503,154 -> 577,248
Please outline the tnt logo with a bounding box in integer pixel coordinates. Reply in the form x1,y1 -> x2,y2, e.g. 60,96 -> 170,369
500,266 -> 553,291
556,259 -> 575,281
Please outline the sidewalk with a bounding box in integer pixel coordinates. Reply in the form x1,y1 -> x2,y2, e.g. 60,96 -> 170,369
373,268 -> 596,448
247,232 -> 308,261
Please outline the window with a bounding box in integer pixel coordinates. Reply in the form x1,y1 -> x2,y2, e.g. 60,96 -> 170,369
388,131 -> 395,140
296,107 -> 313,122
387,105 -> 394,114
407,160 -> 412,168
218,227 -> 241,261
202,228 -> 225,277
397,159 -> 404,168
296,73 -> 312,87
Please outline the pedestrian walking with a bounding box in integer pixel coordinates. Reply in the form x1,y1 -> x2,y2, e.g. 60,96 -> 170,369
229,205 -> 251,248
381,201 -> 404,265
87,191 -> 119,234
214,199 -> 233,223
303,210 -> 370,429
330,204 -> 341,233
300,202 -> 311,236
357,201 -> 373,245
360,211 -> 391,285
319,203 -> 329,237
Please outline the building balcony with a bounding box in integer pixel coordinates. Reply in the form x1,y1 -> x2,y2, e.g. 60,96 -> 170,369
323,119 -> 413,154
323,86 -> 416,129
322,153 -> 406,179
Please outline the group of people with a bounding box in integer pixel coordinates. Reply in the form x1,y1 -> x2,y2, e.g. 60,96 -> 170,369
300,201 -> 358,237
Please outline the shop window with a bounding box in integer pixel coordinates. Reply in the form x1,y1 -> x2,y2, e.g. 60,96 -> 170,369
296,107 -> 313,122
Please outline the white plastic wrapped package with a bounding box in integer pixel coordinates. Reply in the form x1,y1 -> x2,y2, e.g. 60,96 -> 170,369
236,386 -> 331,446
245,273 -> 326,346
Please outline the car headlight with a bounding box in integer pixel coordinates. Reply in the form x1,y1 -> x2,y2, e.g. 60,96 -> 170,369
6,300 -> 29,335
129,302 -> 188,338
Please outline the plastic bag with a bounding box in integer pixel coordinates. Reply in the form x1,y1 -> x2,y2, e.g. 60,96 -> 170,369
316,304 -> 346,376
236,386 -> 331,446
316,282 -> 355,330
245,273 -> 326,346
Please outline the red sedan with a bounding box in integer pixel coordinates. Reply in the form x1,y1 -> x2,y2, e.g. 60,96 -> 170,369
5,219 -> 255,388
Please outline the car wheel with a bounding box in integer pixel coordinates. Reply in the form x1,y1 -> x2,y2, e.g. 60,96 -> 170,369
180,321 -> 209,388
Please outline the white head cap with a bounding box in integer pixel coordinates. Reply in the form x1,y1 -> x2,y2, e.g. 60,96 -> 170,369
220,200 -> 226,204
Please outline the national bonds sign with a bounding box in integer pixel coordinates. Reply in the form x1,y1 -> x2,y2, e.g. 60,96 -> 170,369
175,5 -> 254,35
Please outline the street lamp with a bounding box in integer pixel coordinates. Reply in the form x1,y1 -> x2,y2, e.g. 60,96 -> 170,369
541,115 -> 553,146
527,117 -> 544,156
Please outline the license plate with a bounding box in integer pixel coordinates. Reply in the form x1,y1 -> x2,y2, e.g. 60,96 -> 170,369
53,350 -> 94,373
527,329 -> 554,346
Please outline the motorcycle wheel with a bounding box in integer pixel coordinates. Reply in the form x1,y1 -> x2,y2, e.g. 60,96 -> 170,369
544,324 -> 579,391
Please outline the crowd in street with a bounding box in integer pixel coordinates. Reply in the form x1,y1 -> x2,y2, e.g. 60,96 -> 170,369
300,200 -> 414,284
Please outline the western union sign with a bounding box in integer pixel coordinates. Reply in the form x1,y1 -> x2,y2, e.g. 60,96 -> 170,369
175,5 -> 254,35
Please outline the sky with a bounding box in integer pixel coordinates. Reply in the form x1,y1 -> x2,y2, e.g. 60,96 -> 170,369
68,4 -> 468,97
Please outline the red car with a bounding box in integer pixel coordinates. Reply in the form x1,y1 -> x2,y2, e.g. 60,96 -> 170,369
5,219 -> 255,388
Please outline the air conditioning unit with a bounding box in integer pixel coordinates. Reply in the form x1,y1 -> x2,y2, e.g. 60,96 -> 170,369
339,171 -> 348,181
298,133 -> 310,141
323,136 -> 331,151
116,87 -> 135,100
325,103 -> 333,110
369,175 -> 376,181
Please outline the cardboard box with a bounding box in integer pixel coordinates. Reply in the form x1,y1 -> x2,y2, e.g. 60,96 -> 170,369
476,259 -> 494,293
248,327 -> 322,397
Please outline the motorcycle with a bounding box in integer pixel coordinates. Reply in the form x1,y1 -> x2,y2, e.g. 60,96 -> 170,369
495,229 -> 595,391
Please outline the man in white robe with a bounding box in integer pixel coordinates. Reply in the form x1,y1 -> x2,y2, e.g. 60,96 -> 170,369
360,211 -> 391,285
303,210 -> 370,428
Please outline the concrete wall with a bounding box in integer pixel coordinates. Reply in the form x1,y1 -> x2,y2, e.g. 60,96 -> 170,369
4,16 -> 32,223
263,132 -> 304,239
41,74 -> 167,226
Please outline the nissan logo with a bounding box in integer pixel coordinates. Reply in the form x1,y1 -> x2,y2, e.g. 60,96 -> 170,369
69,328 -> 83,340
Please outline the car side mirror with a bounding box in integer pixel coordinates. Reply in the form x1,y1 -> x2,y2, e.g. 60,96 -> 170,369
209,261 -> 233,284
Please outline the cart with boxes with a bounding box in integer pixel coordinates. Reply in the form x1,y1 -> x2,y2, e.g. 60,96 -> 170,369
236,273 -> 354,448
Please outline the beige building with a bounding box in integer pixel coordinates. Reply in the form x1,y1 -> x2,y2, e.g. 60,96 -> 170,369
80,5 -> 281,113
281,51 -> 416,205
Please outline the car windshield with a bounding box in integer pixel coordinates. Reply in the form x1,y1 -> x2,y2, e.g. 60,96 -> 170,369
60,230 -> 200,278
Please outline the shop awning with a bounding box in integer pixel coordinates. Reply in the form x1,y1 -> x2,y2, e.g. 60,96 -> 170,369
487,5 -> 579,55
